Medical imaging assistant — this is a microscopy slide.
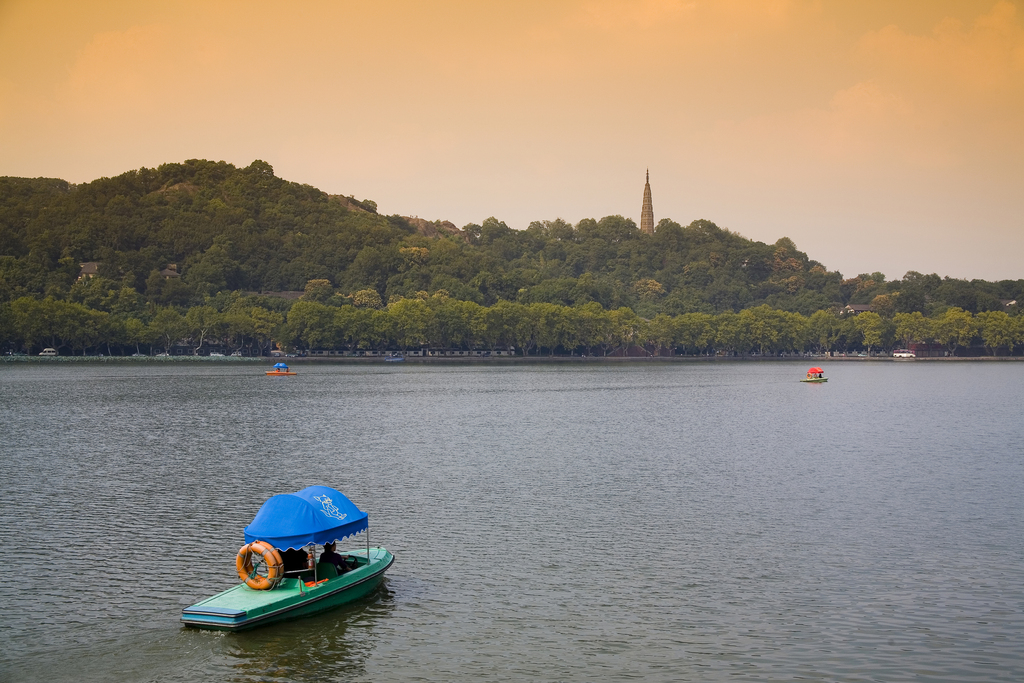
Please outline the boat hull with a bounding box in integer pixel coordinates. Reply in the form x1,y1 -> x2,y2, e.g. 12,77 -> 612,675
800,377 -> 828,383
181,547 -> 393,631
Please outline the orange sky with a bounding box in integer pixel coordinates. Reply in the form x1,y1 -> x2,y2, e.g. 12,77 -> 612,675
1,0 -> 1022,280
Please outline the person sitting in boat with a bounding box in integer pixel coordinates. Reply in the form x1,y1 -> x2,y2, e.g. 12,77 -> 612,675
320,542 -> 353,574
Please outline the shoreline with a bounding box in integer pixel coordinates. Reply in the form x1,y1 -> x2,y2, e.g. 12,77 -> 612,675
3,355 -> 1022,364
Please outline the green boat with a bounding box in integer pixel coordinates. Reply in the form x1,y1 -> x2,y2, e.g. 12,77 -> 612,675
181,485 -> 394,632
800,366 -> 828,383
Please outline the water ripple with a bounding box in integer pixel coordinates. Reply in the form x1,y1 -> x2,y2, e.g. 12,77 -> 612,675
1,362 -> 1022,682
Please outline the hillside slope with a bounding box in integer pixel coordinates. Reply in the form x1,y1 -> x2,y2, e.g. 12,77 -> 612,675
0,159 -> 1018,316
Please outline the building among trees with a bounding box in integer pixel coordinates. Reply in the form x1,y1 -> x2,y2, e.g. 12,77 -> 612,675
640,170 -> 654,235
77,262 -> 99,281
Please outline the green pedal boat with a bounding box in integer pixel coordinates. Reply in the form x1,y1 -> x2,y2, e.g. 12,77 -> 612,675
181,485 -> 394,632
801,366 -> 828,383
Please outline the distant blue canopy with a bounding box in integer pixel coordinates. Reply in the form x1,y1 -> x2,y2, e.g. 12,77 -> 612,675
273,362 -> 288,369
243,485 -> 368,549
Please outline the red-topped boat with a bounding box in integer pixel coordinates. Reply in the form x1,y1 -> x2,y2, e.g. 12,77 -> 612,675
801,366 -> 827,383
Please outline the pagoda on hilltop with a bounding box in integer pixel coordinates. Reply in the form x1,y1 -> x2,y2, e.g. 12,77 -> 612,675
640,170 -> 654,235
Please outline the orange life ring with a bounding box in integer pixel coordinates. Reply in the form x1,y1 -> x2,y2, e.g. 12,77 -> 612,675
236,541 -> 284,590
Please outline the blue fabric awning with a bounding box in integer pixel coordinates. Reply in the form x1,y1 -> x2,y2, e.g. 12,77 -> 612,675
243,485 -> 368,549
273,362 -> 288,369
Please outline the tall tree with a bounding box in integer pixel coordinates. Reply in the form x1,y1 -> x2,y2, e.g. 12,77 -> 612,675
935,307 -> 977,356
674,312 -> 715,355
149,308 -> 186,353
185,305 -> 225,354
854,312 -> 885,355
808,310 -> 840,353
976,311 -> 1013,355
387,298 -> 430,350
893,312 -> 932,348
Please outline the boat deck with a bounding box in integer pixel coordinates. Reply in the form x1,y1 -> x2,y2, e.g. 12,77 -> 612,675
182,547 -> 393,630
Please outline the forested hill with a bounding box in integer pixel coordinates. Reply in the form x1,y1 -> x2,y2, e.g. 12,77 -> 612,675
0,159 -> 1019,317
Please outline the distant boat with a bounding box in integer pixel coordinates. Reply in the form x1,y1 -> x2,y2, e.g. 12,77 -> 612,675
801,366 -> 827,383
384,354 -> 405,363
266,362 -> 297,376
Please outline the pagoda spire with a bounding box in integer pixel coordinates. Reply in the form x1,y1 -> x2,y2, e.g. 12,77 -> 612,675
640,169 -> 654,235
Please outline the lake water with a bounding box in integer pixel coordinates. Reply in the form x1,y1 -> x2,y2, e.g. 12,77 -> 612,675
1,361 -> 1022,682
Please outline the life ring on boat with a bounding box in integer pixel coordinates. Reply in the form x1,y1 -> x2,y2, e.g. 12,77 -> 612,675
236,540 -> 284,590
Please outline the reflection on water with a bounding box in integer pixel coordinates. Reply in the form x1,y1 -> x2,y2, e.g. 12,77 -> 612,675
2,361 -> 1023,682
220,585 -> 396,682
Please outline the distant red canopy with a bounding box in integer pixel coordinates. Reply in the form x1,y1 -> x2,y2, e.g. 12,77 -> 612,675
807,367 -> 823,373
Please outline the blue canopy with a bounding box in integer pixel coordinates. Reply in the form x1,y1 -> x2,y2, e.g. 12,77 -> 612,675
243,485 -> 368,549
273,362 -> 288,369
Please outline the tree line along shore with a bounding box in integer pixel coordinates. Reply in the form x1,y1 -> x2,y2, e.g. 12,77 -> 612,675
4,288 -> 1021,358
1,159 -> 1021,357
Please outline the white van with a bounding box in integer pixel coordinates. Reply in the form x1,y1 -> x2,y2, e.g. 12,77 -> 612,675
38,348 -> 58,356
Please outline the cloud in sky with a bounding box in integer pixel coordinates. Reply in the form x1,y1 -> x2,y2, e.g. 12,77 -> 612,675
0,0 -> 1021,280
